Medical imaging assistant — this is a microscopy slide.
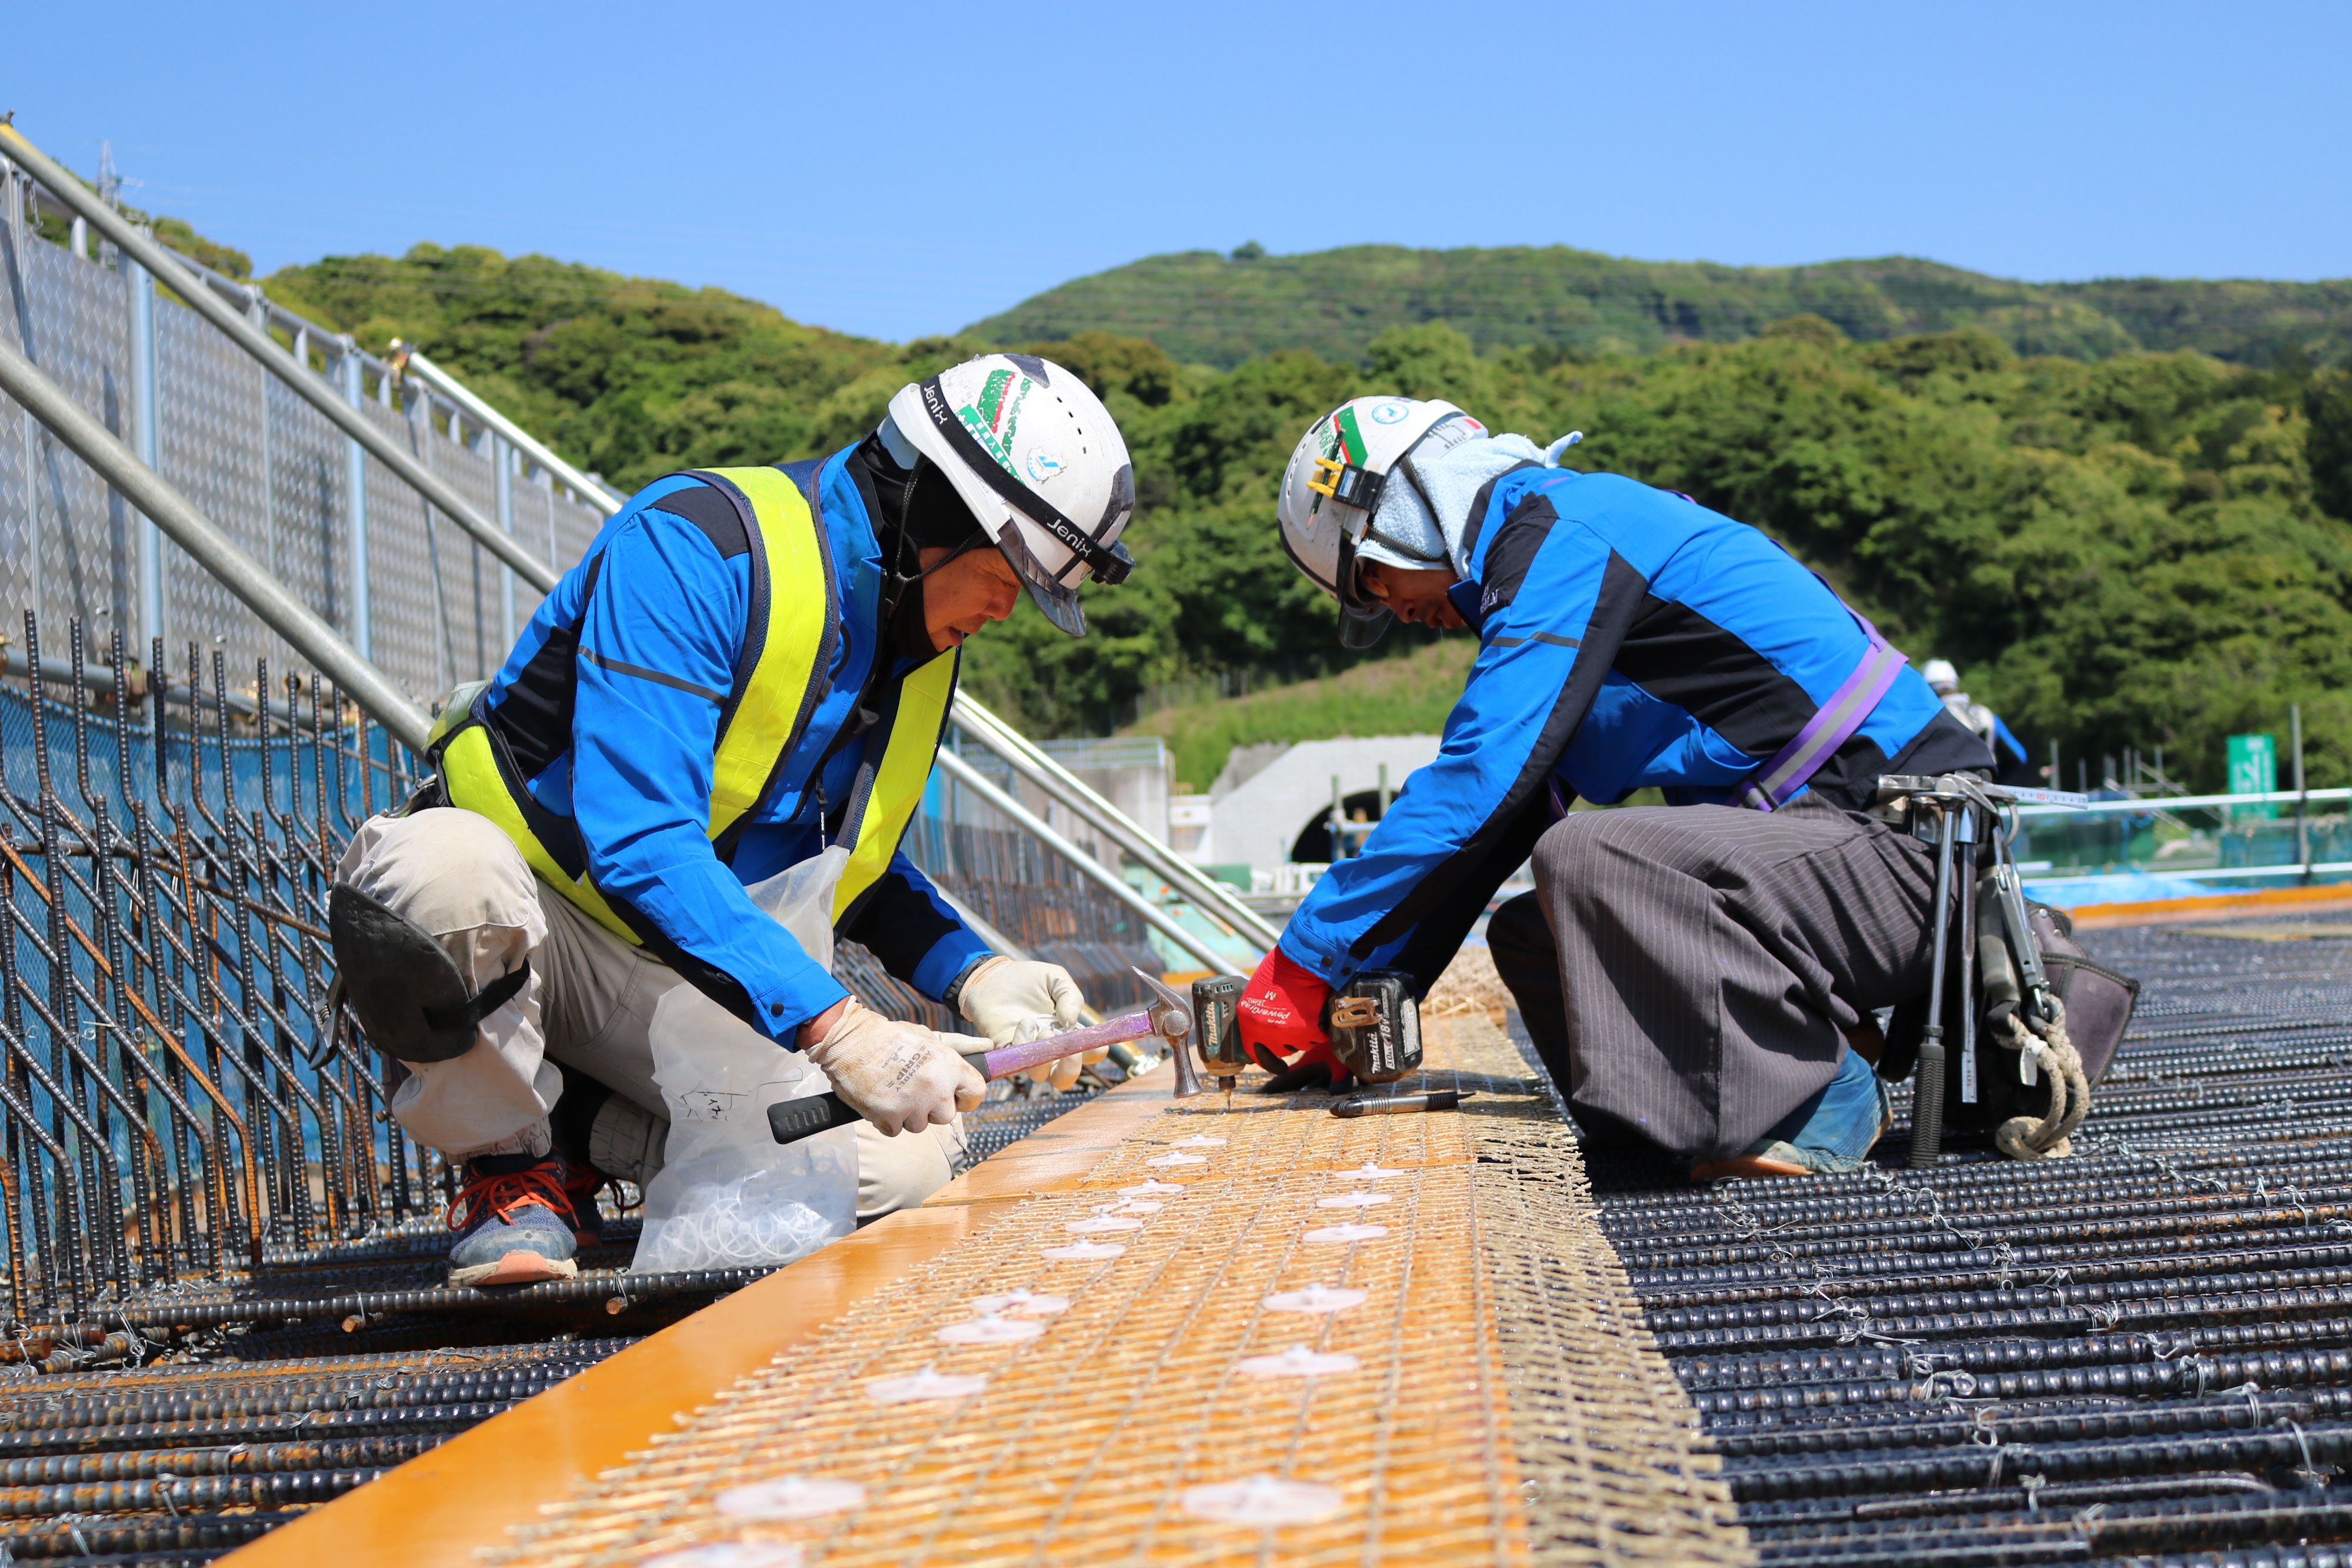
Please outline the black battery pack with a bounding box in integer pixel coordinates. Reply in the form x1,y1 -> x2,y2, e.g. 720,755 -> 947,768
1191,974 -> 1246,1074
1325,970 -> 1423,1084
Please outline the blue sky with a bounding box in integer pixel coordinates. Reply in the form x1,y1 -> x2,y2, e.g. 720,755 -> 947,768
11,1 -> 2347,345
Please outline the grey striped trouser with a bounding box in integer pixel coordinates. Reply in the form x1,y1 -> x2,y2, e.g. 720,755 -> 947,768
1488,794 -> 1937,1162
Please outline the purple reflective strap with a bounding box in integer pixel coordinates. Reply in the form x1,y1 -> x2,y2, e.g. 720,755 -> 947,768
1734,614 -> 1909,812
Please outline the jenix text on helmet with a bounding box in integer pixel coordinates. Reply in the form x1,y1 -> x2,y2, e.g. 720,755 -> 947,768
885,354 -> 1138,639
1278,397 -> 1494,650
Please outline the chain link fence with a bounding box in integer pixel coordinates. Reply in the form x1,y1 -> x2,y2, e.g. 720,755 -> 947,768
0,165 -> 605,708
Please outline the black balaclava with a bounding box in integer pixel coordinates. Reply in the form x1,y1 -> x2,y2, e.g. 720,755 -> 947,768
793,436 -> 994,835
849,432 -> 989,664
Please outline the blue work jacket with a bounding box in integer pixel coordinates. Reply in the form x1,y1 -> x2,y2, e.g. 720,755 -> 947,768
476,446 -> 989,1046
1280,468 -> 1992,982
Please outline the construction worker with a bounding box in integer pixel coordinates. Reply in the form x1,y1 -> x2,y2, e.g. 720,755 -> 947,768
1242,397 -> 1995,1179
328,354 -> 1134,1284
1922,658 -> 2030,779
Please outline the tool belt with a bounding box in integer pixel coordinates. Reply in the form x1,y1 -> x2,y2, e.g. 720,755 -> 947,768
1873,773 -> 2141,1161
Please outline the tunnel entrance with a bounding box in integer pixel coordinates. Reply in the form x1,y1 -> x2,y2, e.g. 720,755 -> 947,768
1289,789 -> 1389,863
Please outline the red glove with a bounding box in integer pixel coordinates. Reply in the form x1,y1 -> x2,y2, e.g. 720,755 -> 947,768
1237,949 -> 1351,1093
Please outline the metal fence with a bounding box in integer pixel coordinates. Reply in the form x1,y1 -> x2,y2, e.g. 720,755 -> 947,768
0,164 -> 606,710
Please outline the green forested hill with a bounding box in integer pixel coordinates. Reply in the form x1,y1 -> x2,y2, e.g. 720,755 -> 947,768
257,242 -> 2352,793
969,245 -> 2352,371
263,244 -> 917,491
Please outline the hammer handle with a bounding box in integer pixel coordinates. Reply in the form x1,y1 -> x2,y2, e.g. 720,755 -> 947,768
769,1012 -> 1159,1146
976,1011 -> 1155,1079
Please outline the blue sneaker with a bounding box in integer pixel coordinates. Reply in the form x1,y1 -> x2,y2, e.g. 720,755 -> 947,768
1691,1049 -> 1892,1181
447,1152 -> 581,1286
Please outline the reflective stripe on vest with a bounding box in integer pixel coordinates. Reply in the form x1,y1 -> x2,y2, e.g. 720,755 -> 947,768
832,648 -> 959,924
698,467 -> 835,842
440,723 -> 639,942
442,465 -> 958,947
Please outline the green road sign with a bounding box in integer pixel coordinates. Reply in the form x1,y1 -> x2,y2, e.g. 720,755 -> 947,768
2228,733 -> 2278,820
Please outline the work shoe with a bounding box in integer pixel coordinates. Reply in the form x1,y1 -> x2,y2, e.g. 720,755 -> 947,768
447,1152 -> 581,1287
1690,1048 -> 1892,1181
560,1158 -> 608,1249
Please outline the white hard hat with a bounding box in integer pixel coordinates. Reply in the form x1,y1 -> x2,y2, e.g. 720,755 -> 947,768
1922,658 -> 1959,692
883,353 -> 1135,637
1275,396 -> 1487,649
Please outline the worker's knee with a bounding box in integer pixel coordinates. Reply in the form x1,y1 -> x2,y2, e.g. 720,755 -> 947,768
854,1116 -> 963,1222
1531,811 -> 1616,885
335,808 -> 545,945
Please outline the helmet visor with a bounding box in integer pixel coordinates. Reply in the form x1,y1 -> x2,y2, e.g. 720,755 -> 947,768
1338,602 -> 1394,651
994,520 -> 1089,638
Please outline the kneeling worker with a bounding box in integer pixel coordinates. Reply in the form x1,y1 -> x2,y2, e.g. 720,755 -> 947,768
332,354 -> 1134,1283
1239,397 -> 1994,1178
1923,658 -> 2030,782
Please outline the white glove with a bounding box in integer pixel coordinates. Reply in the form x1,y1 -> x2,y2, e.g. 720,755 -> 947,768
802,998 -> 988,1136
956,956 -> 1100,1089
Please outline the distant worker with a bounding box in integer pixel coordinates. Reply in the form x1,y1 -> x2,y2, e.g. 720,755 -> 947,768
1239,397 -> 1994,1180
330,354 -> 1132,1284
1922,658 -> 2029,779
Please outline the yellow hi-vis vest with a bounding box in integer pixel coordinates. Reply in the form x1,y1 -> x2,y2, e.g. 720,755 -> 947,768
435,465 -> 961,946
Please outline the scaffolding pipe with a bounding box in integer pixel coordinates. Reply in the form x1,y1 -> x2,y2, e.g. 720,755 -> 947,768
0,337 -> 430,753
950,695 -> 1280,949
933,750 -> 1230,972
396,345 -> 623,511
0,121 -> 559,597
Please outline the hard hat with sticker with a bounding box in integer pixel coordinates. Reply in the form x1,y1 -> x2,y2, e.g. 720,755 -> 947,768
880,353 -> 1136,638
1275,395 -> 1482,649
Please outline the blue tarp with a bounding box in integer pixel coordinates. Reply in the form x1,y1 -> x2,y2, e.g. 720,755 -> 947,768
2023,871 -> 2256,908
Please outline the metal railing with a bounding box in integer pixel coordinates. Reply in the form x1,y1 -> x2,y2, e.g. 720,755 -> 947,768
1,125 -> 555,598
949,695 -> 1279,951
0,332 -> 427,750
393,343 -> 622,511
2014,787 -> 2352,890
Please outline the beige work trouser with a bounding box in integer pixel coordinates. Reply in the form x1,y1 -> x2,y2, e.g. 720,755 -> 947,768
332,808 -> 962,1220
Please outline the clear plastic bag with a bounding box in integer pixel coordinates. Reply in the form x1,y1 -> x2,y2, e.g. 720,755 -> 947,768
632,848 -> 858,1274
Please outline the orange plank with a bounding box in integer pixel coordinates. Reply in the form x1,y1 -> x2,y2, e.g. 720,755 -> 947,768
2068,881 -> 2352,930
221,1201 -> 1010,1568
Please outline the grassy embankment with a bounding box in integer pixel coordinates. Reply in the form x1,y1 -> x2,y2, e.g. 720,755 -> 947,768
1123,640 -> 1475,792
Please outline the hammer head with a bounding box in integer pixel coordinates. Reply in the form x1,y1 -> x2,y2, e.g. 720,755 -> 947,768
1129,966 -> 1194,1045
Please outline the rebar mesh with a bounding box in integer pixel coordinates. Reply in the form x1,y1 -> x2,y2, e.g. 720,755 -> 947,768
1582,917 -> 2352,1568
485,1018 -> 1749,1568
1448,1018 -> 1752,1568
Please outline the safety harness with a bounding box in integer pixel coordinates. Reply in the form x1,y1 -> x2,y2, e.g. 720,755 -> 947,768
434,465 -> 959,945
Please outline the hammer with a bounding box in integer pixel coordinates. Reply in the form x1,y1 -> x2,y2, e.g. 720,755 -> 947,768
770,966 -> 1195,1145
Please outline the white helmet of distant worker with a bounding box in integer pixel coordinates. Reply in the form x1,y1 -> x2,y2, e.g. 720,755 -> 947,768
1922,658 -> 1960,695
1276,395 -> 1488,649
883,353 -> 1135,637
